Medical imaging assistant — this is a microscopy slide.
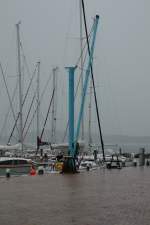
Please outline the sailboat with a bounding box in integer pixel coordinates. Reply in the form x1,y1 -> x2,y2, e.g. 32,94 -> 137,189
0,22 -> 38,175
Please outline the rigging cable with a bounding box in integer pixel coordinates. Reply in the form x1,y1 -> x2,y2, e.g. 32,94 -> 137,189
35,88 -> 55,155
22,93 -> 36,133
7,63 -> 38,144
23,71 -> 53,140
20,42 -> 32,79
40,88 -> 55,140
0,80 -> 19,140
0,63 -> 20,135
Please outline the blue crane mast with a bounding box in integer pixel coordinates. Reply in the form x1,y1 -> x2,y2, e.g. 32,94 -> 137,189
63,15 -> 99,173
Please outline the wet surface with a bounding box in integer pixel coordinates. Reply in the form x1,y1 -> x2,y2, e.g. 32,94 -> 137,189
0,167 -> 150,225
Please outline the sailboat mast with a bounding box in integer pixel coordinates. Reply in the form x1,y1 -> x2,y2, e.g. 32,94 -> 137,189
88,78 -> 92,149
51,67 -> 58,144
37,61 -> 40,149
16,22 -> 23,153
79,0 -> 84,140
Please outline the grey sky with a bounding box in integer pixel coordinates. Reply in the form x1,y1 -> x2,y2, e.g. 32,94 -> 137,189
0,0 -> 150,140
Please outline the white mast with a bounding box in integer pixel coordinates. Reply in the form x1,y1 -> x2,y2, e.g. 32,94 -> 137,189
16,22 -> 23,153
88,78 -> 92,149
51,67 -> 58,144
37,61 -> 40,147
79,0 -> 84,140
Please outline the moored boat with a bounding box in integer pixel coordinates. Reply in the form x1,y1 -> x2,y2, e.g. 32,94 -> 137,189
79,159 -> 98,171
0,157 -> 33,176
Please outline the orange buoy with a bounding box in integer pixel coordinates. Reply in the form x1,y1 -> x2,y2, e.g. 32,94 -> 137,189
30,167 -> 36,176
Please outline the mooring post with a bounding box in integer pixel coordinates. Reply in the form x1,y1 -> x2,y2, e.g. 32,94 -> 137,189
139,148 -> 145,166
63,66 -> 77,173
66,66 -> 76,156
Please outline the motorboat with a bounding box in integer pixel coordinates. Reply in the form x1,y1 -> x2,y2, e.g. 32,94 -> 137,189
79,159 -> 98,171
105,155 -> 122,169
0,157 -> 33,176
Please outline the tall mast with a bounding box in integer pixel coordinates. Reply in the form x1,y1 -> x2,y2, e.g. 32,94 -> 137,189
16,22 -> 23,153
51,67 -> 58,144
37,61 -> 40,149
88,78 -> 92,149
79,0 -> 84,140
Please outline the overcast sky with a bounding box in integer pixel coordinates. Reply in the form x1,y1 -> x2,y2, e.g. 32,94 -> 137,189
0,0 -> 150,140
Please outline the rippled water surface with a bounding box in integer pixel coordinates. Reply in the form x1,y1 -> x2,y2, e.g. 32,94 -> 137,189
0,167 -> 150,225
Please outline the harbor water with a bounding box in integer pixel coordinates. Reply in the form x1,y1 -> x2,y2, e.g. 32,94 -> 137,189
0,167 -> 150,225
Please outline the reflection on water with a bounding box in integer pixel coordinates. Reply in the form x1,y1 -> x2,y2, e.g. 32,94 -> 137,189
0,167 -> 150,225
